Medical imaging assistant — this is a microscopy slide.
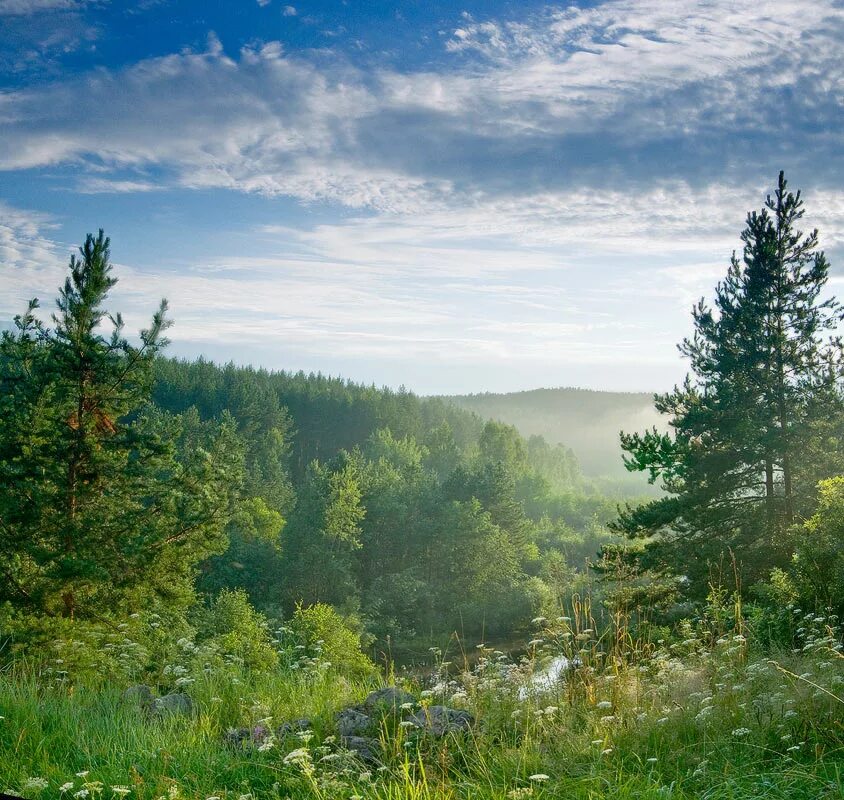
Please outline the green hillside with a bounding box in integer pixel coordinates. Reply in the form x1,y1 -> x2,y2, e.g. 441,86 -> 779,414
444,387 -> 665,479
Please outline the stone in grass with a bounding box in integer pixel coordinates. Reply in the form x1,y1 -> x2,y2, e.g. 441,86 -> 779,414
409,705 -> 474,737
335,708 -> 372,737
121,684 -> 154,710
276,718 -> 313,737
340,735 -> 381,765
153,692 -> 193,716
363,686 -> 415,713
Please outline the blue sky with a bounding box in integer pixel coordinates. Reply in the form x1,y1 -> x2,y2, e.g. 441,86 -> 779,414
2,0 -> 843,394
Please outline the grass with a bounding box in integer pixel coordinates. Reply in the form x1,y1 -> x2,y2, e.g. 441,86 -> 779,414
3,608 -> 844,799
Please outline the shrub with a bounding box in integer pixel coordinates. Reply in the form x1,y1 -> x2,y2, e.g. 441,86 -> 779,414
289,603 -> 374,677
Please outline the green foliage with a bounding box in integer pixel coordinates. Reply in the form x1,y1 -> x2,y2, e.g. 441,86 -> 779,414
289,602 -> 375,676
793,477 -> 844,615
196,589 -> 279,673
617,174 -> 844,595
0,232 -> 241,624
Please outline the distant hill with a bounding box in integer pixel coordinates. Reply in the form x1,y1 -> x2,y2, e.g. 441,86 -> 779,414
444,387 -> 665,480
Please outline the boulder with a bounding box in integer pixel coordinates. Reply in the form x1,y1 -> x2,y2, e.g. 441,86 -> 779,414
409,705 -> 474,736
336,708 -> 371,737
121,684 -> 154,709
153,692 -> 193,716
340,735 -> 380,764
363,686 -> 415,713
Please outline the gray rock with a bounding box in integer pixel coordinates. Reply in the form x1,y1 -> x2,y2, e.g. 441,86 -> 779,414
223,723 -> 275,749
363,686 -> 415,713
409,705 -> 474,736
336,708 -> 372,737
276,718 -> 313,737
341,735 -> 380,764
121,684 -> 154,709
223,727 -> 251,748
153,692 -> 193,716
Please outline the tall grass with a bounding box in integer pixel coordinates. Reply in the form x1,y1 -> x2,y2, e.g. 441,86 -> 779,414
2,602 -> 844,799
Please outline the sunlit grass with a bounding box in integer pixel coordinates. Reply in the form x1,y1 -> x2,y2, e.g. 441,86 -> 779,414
3,606 -> 844,799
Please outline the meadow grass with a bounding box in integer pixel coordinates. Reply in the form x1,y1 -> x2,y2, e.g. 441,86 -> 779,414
3,607 -> 844,799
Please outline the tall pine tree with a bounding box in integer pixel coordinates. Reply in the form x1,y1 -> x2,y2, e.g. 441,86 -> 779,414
615,173 -> 844,592
0,231 -> 243,620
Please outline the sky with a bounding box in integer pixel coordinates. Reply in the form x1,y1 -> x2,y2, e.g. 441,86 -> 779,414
1,0 -> 843,395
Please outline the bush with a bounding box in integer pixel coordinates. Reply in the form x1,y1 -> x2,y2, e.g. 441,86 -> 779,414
289,603 -> 374,676
197,589 -> 279,672
793,477 -> 844,615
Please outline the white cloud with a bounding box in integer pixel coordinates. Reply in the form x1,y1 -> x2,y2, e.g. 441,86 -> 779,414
1,0 -> 841,208
0,0 -> 80,14
282,5 -> 296,16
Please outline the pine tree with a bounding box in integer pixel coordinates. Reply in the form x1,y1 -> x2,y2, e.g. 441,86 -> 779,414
615,173 -> 844,592
0,231 -> 243,619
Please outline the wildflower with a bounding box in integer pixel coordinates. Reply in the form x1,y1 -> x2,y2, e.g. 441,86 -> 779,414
350,796 -> 363,800
111,788 -> 131,797
544,706 -> 558,715
596,701 -> 612,710
591,740 -> 603,745
732,728 -> 751,737
647,757 -> 658,763
787,745 -> 800,752
74,791 -> 90,799
656,717 -> 669,724
23,778 -> 49,793
60,783 -> 75,793
527,639 -> 544,648
399,720 -> 415,729
601,748 -> 613,755
528,774 -> 549,782
76,773 -> 90,779
531,617 -> 547,625
600,715 -> 616,724
358,772 -> 372,782
283,748 -> 311,764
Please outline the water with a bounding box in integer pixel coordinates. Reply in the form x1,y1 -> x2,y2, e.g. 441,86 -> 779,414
519,654 -> 569,698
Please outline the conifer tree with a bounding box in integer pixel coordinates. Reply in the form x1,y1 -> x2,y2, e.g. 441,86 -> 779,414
0,231 -> 242,619
615,173 -> 844,591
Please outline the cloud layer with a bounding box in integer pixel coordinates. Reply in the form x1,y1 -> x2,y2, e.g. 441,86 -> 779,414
1,0 -> 843,391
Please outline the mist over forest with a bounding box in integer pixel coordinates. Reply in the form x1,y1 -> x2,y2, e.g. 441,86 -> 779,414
446,387 -> 665,480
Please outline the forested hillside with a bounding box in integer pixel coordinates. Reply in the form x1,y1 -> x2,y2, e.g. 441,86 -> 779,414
446,387 -> 663,479
151,358 -> 616,649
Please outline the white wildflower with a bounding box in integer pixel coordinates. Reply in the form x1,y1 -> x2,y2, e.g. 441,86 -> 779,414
528,774 -> 549,782
732,727 -> 751,737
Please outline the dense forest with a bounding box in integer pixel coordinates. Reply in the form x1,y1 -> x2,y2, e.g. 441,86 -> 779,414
153,354 -> 617,649
3,173 -> 844,799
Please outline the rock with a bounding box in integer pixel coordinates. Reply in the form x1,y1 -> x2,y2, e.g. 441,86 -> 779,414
122,684 -> 154,709
276,718 -> 313,737
336,708 -> 372,737
222,727 -> 251,748
409,705 -> 474,736
223,723 -> 275,749
363,686 -> 415,713
153,692 -> 193,716
340,735 -> 380,764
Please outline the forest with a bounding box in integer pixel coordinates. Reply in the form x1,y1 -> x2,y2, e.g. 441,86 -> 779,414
3,172 -> 844,799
